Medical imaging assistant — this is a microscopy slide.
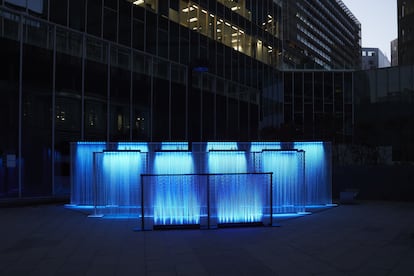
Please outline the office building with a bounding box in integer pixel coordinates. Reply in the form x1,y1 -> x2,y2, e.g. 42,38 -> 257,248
0,0 -> 360,199
398,0 -> 414,65
361,48 -> 391,70
281,0 -> 361,69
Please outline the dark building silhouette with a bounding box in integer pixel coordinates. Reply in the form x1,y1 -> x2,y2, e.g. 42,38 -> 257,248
398,0 -> 414,65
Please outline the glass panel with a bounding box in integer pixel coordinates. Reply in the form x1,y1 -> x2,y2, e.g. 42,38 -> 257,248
87,0 -> 102,37
69,0 -> 85,31
0,37 -> 19,198
22,43 -> 53,196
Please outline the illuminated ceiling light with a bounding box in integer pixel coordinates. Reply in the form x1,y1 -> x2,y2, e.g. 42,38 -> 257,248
189,17 -> 198,22
225,22 -> 231,26
182,7 -> 195,12
231,26 -> 238,30
232,39 -> 239,43
231,6 -> 240,11
232,33 -> 238,37
268,14 -> 272,18
192,4 -> 198,9
210,14 -> 215,17
217,29 -> 222,32
262,22 -> 266,26
133,0 -> 144,5
202,9 -> 207,14
268,19 -> 272,23
239,30 -> 244,34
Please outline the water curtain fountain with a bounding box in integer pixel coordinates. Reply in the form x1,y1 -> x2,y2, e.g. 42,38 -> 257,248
69,141 -> 331,229
92,150 -> 146,218
294,142 -> 332,207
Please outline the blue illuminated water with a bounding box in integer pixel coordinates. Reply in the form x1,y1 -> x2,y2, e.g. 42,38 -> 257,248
294,142 -> 331,206
261,151 -> 305,214
149,151 -> 203,225
207,150 -> 267,223
99,151 -> 144,217
71,142 -> 106,205
207,151 -> 247,174
250,142 -> 281,152
161,142 -> 188,151
117,142 -> 148,152
207,141 -> 238,151
210,173 -> 269,223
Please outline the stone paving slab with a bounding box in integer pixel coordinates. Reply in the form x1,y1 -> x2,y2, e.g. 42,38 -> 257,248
1,201 -> 414,275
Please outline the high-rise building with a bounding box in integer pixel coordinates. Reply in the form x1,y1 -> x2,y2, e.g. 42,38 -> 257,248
361,48 -> 391,70
391,38 -> 399,66
0,0 -> 360,198
398,0 -> 414,65
282,0 -> 361,70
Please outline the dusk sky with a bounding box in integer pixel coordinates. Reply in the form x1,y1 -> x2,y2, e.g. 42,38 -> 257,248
341,0 -> 397,60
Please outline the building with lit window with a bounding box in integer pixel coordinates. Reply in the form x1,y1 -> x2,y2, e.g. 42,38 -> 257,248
0,0 -> 361,199
282,0 -> 361,70
398,0 -> 414,65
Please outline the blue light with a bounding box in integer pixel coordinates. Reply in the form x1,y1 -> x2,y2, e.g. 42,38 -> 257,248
150,151 -> 201,225
207,151 -> 246,174
250,142 -> 281,152
100,151 -> 144,217
261,150 -> 305,214
117,142 -> 148,152
207,151 -> 266,223
161,142 -> 188,151
294,142 -> 331,206
71,142 -> 106,205
69,141 -> 332,227
153,151 -> 194,174
210,174 -> 268,224
207,141 -> 238,151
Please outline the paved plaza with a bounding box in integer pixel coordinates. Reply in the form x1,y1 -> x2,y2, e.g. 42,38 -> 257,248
1,201 -> 414,275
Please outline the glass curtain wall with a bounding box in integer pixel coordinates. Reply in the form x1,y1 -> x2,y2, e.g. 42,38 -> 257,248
283,70 -> 354,142
0,2 -> 262,198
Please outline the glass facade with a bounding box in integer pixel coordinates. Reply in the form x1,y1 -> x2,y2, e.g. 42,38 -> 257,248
0,0 -> 365,199
282,0 -> 361,70
281,70 -> 354,143
0,1 -> 280,198
354,65 -> 414,161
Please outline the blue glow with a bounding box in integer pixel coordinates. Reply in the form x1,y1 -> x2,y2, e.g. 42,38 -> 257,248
117,142 -> 148,152
294,142 -> 331,206
161,142 -> 188,151
207,151 -> 266,223
150,152 -> 201,225
99,151 -> 144,217
71,142 -> 106,205
261,151 -> 305,214
207,151 -> 247,174
210,174 -> 269,224
153,151 -> 194,174
207,141 -> 238,151
250,142 -> 281,152
70,141 -> 332,227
